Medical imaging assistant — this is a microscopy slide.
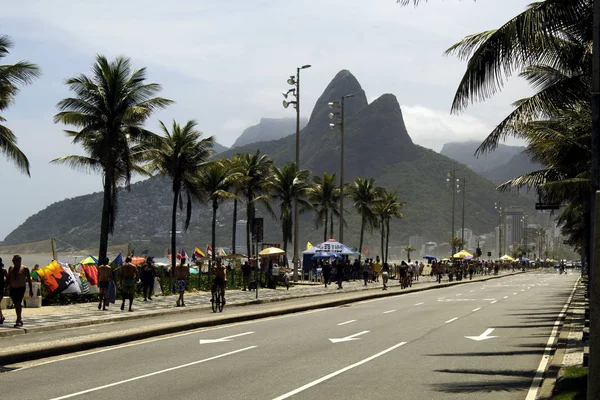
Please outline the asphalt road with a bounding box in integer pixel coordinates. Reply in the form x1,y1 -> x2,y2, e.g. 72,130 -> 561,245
0,270 -> 579,400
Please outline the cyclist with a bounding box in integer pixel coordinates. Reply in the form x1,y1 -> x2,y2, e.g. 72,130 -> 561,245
211,258 -> 227,304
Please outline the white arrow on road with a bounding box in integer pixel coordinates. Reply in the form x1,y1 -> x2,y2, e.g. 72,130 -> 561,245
199,332 -> 254,344
329,331 -> 369,343
465,328 -> 497,341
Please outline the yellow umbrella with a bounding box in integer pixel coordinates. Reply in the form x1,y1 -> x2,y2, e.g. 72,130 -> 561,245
258,247 -> 285,256
452,250 -> 473,259
500,255 -> 514,261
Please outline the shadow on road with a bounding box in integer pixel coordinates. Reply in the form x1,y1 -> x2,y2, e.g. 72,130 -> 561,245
430,368 -> 535,394
427,349 -> 545,357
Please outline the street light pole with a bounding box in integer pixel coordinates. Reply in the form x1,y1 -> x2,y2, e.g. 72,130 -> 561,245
495,202 -> 503,259
328,94 -> 354,244
461,177 -> 466,251
283,64 -> 311,282
447,170 -> 459,256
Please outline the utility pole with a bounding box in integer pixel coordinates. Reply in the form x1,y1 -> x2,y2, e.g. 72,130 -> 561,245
447,170 -> 459,256
461,177 -> 466,251
495,202 -> 503,259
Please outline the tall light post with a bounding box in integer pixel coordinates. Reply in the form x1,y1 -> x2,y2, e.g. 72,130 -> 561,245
328,94 -> 354,244
282,64 -> 311,282
446,169 -> 460,256
495,202 -> 503,258
460,177 -> 466,251
521,214 -> 528,258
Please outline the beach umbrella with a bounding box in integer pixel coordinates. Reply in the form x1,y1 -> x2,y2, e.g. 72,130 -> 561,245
259,247 -> 285,256
500,255 -> 514,261
423,255 -> 437,260
312,252 -> 342,260
441,258 -> 451,262
453,250 -> 473,259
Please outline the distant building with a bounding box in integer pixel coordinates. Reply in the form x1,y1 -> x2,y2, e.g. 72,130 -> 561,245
455,228 -> 474,251
505,207 -> 524,250
235,220 -> 247,254
409,235 -> 424,251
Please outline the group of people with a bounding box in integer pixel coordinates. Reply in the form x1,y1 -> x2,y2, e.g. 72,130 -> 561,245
0,255 -> 34,328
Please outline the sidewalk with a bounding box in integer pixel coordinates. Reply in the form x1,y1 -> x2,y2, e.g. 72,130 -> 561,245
0,271 -> 524,365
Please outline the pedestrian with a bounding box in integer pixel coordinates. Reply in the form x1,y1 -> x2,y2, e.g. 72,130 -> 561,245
7,255 -> 33,328
336,259 -> 344,290
141,257 -> 156,301
0,258 -> 6,324
322,261 -> 331,288
173,257 -> 190,306
362,259 -> 369,286
382,262 -> 389,290
241,260 -> 251,291
373,256 -> 382,282
352,258 -> 360,281
97,257 -> 112,310
120,257 -> 138,312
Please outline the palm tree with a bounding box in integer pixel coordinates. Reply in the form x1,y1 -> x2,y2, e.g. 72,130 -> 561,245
309,172 -> 340,242
403,245 -> 415,263
373,190 -> 406,263
196,161 -> 240,284
346,177 -> 384,261
237,151 -> 273,258
226,155 -> 245,256
449,237 -> 466,254
0,35 -> 40,176
53,55 -> 173,262
136,120 -> 213,271
270,162 -> 313,265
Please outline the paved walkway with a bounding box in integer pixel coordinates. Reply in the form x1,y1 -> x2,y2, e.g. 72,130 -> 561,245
0,272 -> 513,337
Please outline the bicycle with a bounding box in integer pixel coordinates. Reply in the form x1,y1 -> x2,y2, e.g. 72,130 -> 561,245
211,283 -> 225,313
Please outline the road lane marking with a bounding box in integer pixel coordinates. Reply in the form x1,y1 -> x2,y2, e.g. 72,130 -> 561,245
472,307 -> 481,312
414,302 -> 424,306
437,297 -> 445,300
329,331 -> 370,343
521,289 -> 525,292
469,290 -> 474,293
49,346 -> 257,400
525,279 -> 579,400
272,342 -> 407,399
445,317 -> 458,324
483,298 -> 496,301
456,293 -> 462,296
503,296 -> 509,299
199,331 -> 254,344
337,320 -> 356,326
465,328 -> 497,341
383,310 -> 397,314
490,300 -> 498,304
513,292 -> 518,295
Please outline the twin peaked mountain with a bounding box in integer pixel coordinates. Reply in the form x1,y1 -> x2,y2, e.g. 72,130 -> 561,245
4,70 -> 529,251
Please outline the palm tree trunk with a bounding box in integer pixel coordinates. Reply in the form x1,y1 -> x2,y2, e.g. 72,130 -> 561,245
329,211 -> 334,239
359,215 -> 365,262
323,209 -> 328,242
385,218 -> 390,264
98,168 -> 113,262
380,217 -> 385,262
232,198 -> 237,254
211,199 -> 218,284
171,185 -> 180,272
246,197 -> 252,260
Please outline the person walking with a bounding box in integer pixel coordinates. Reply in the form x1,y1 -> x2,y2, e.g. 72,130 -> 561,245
120,257 -> 138,312
362,259 -> 369,286
0,258 -> 6,324
141,257 -> 156,301
241,260 -> 251,291
173,258 -> 190,307
322,261 -> 331,288
381,262 -> 389,290
97,257 -> 112,310
7,255 -> 33,328
336,259 -> 345,290
373,256 -> 382,282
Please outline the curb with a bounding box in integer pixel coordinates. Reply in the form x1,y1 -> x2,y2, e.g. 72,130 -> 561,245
0,270 -> 528,365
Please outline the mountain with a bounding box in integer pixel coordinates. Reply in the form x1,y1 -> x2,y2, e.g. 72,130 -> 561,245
440,141 -> 539,184
232,117 -> 307,148
212,142 -> 229,155
3,70 -> 536,258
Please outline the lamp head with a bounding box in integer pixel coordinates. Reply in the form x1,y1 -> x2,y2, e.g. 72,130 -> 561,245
329,123 -> 336,130
344,94 -> 355,99
287,76 -> 296,85
283,100 -> 290,109
301,64 -> 311,69
328,112 -> 336,120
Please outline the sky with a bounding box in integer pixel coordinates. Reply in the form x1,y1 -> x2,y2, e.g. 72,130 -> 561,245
0,0 -> 533,241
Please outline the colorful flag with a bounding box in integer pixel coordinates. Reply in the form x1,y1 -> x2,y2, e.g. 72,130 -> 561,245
37,260 -> 79,296
194,247 -> 205,258
363,247 -> 370,255
177,248 -> 187,260
207,245 -> 213,257
81,264 -> 99,286
306,242 -> 313,250
110,253 -> 123,268
217,247 -> 228,257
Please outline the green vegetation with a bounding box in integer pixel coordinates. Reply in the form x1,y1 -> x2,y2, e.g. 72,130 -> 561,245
0,34 -> 40,176
552,366 -> 587,400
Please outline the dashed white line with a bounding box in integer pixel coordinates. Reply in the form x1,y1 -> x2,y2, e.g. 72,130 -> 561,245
472,307 -> 482,312
491,300 -> 498,304
456,293 -> 462,296
445,317 -> 459,324
414,302 -> 424,306
383,310 -> 396,314
503,296 -> 509,299
437,297 -> 446,300
483,298 -> 496,301
470,290 -> 474,293
521,290 -> 525,292
337,320 -> 356,326
513,292 -> 518,295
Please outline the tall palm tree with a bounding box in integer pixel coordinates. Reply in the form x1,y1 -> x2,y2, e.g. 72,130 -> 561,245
0,35 -> 40,176
309,172 -> 340,242
270,162 -> 313,264
136,120 -> 213,271
346,177 -> 383,261
226,154 -> 246,255
196,161 -> 240,286
373,190 -> 405,263
237,151 -> 273,258
53,55 -> 173,262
